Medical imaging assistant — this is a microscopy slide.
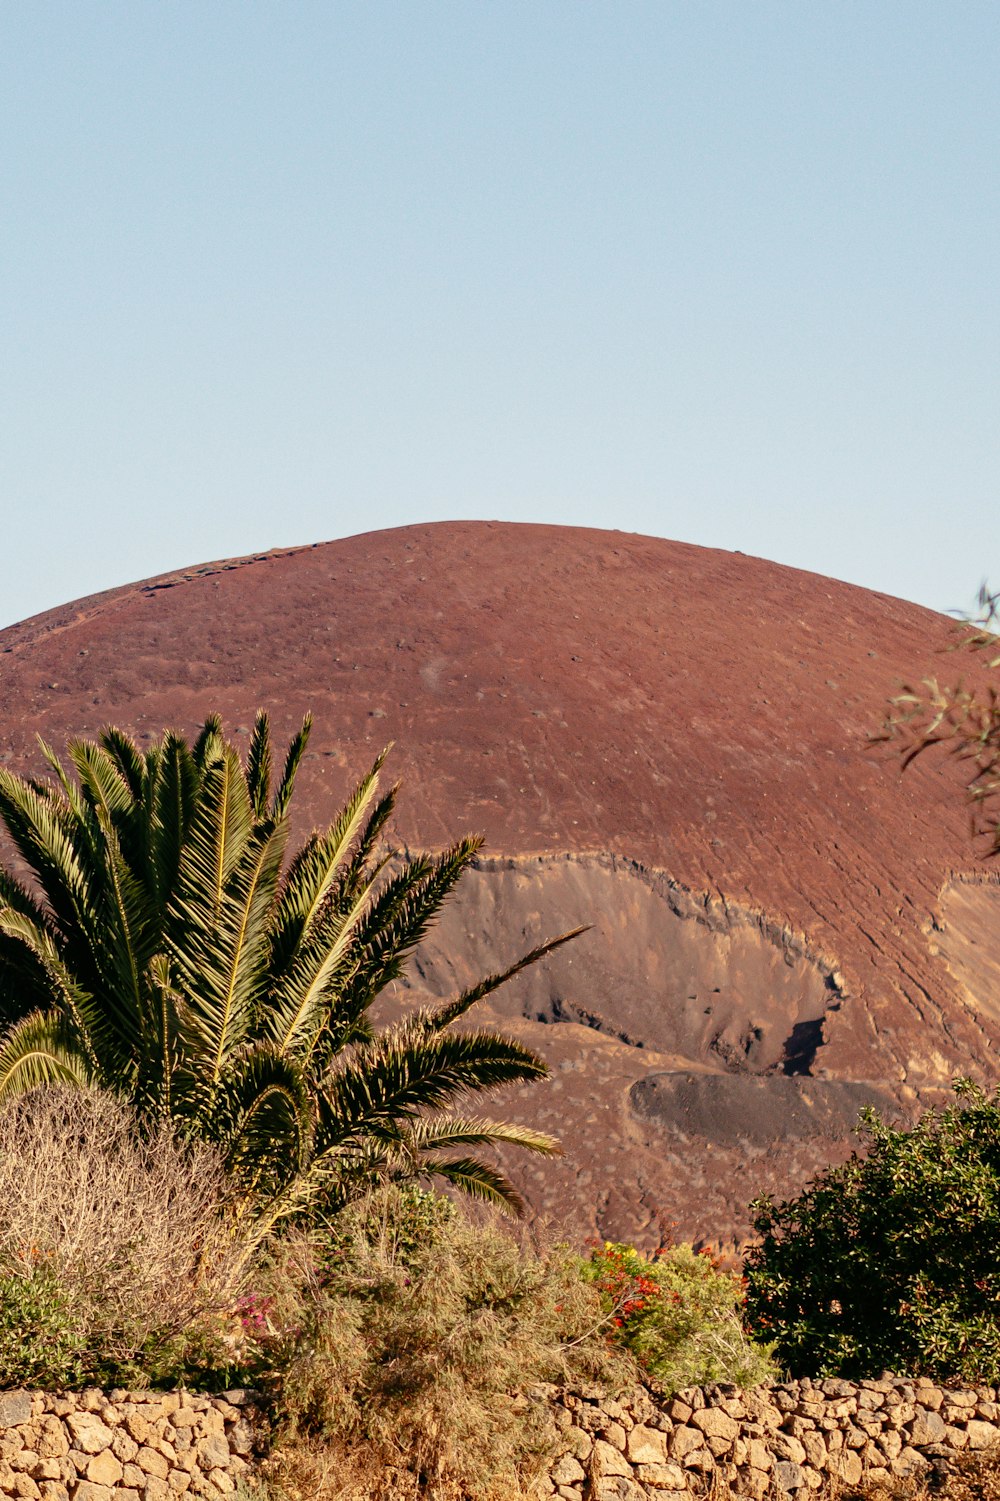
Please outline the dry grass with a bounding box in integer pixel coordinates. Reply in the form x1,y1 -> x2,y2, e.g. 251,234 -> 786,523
693,1445 -> 1000,1501
848,1446 -> 1000,1501
260,1433 -> 553,1501
0,1085 -> 252,1376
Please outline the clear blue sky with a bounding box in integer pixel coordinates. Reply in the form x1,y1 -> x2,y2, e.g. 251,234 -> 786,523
2,2 -> 998,629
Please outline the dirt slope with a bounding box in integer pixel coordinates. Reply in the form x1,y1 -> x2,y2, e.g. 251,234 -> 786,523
0,522 -> 995,1247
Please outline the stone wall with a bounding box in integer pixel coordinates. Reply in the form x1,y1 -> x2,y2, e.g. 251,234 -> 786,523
540,1375 -> 1000,1499
0,1388 -> 261,1501
2,1377 -> 998,1501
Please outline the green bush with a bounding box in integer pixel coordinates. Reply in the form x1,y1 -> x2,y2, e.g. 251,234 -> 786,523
0,1261 -> 85,1387
579,1240 -> 777,1392
744,1080 -> 1000,1381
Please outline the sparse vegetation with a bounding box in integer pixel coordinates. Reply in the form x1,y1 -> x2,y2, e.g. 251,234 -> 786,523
0,1085 -> 250,1387
0,1094 -> 786,1501
244,1185 -> 632,1501
0,1056 -> 786,1496
879,582 -> 1000,849
205,1190 -> 778,1499
734,604 -> 1000,1384
903,1443 -> 1000,1501
12,686 -> 1000,1493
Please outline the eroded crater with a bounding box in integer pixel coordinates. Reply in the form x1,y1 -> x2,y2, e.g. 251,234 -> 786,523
410,852 -> 845,1076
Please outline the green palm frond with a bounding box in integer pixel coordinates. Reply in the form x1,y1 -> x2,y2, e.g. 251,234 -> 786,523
36,738 -> 92,825
67,737 -> 136,819
268,748 -> 389,977
205,1046 -> 312,1193
0,866 -> 50,928
0,1009 -> 97,1099
193,714 -> 224,769
418,1157 -> 529,1216
418,926 -> 589,1033
130,953 -> 186,1120
316,1027 -> 550,1153
271,713 -> 312,821
391,1113 -> 561,1158
263,881 -> 374,1060
170,819 -> 288,1081
0,713 -> 575,1226
0,908 -> 105,1071
70,734 -> 153,881
0,873 -> 57,1026
333,782 -> 398,903
246,710 -> 273,819
0,760 -> 153,1044
320,838 -> 482,1043
99,725 -> 147,802
0,769 -> 101,943
172,747 -> 255,921
87,806 -> 160,1032
149,732 -> 201,906
307,1132 -> 537,1217
336,852 -> 435,961
349,1114 -> 560,1215
0,775 -> 137,1021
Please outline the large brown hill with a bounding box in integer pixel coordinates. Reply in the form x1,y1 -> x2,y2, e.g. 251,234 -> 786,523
1,522 -> 997,1248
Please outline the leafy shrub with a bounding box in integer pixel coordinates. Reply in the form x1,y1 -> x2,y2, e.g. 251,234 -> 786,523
244,1186 -> 633,1501
0,1260 -> 85,1387
0,1085 -> 252,1386
580,1240 -> 777,1392
744,1081 -> 1000,1381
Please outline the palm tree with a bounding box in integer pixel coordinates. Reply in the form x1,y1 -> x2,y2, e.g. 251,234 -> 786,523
0,713 -> 578,1231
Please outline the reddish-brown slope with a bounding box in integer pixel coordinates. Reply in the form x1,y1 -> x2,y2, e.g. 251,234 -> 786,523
0,523 -> 994,1246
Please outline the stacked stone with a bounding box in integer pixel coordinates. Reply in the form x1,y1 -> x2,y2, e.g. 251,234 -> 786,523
1,1375 -> 997,1501
538,1376 -> 1000,1500
0,1389 -> 260,1501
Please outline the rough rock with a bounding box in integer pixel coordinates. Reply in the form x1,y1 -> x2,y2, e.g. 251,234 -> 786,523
84,1453 -> 121,1487
591,1440 -> 632,1478
64,1419 -> 113,1457
626,1427 -> 668,1465
0,1403 -> 32,1434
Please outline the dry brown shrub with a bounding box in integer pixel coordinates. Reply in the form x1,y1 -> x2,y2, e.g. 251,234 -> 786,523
262,1434 -> 551,1501
699,1443 -> 1000,1501
0,1085 -> 252,1375
252,1186 -> 634,1501
936,1445 -> 1000,1501
847,1444 -> 1000,1501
